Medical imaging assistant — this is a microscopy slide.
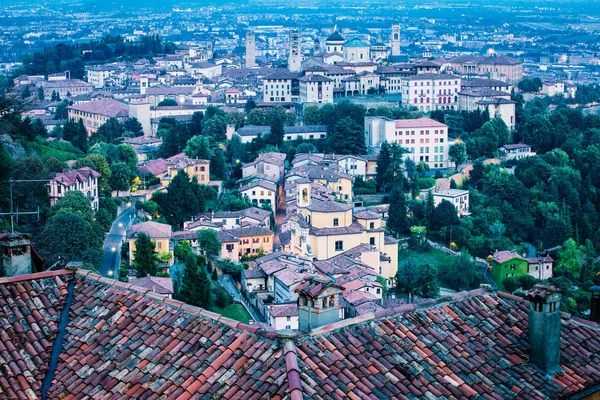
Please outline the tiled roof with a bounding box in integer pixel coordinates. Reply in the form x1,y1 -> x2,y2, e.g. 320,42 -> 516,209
305,199 -> 352,213
217,226 -> 273,243
403,73 -> 461,81
492,249 -> 525,263
0,272 -> 70,399
128,276 -> 174,294
299,75 -> 333,83
462,78 -> 511,88
243,268 -> 267,279
268,303 -> 298,318
2,271 -> 600,399
284,125 -> 327,134
295,289 -> 600,399
240,179 -> 277,193
236,125 -> 271,137
459,88 -> 511,97
51,167 -> 101,187
393,117 -> 447,129
311,221 -> 365,237
126,221 -> 172,239
68,98 -> 129,118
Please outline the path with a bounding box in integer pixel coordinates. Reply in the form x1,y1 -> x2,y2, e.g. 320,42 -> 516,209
273,181 -> 287,249
219,274 -> 262,323
99,206 -> 135,277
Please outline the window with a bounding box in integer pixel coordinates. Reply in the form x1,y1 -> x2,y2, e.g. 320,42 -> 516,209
335,241 -> 343,251
226,244 -> 234,252
370,237 -> 375,245
285,325 -> 291,330
286,316 -> 291,321
369,222 -> 374,229
253,238 -> 259,243
157,241 -> 162,250
264,237 -> 270,243
333,218 -> 339,227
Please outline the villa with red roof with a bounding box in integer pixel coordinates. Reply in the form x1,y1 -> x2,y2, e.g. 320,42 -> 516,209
47,167 -> 101,210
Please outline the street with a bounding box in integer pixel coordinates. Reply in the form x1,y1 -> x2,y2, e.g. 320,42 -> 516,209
99,206 -> 135,277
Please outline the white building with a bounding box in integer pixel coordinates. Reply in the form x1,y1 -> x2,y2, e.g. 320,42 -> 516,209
400,73 -> 462,112
299,75 -> 334,104
283,125 -> 327,141
325,31 -> 345,53
86,65 -> 119,88
365,117 -> 450,169
47,167 -> 101,210
498,143 -> 536,161
458,88 -> 516,131
262,70 -> 295,103
240,179 -> 277,211
432,189 -> 469,216
267,303 -> 299,330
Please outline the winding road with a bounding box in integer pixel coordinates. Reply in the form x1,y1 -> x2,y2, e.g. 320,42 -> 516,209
99,206 -> 135,278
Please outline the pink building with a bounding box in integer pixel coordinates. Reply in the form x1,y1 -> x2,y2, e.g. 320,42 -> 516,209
47,167 -> 101,210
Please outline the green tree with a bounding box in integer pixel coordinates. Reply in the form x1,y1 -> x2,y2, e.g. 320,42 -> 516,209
158,98 -> 178,106
185,135 -> 213,160
37,213 -> 91,266
519,275 -> 538,290
502,277 -> 517,293
210,148 -> 227,180
109,162 -> 133,195
267,113 -> 285,147
244,98 -> 257,113
123,117 -> 144,137
158,171 -> 210,227
133,232 -> 158,277
557,238 -> 581,279
296,142 -> 317,154
396,257 -> 421,300
37,86 -> 44,100
203,115 -> 227,140
448,142 -> 467,169
431,200 -> 459,231
197,229 -> 221,256
92,118 -> 123,144
443,251 -> 478,291
174,241 -> 193,261
327,117 -> 366,155
175,253 -> 214,309
303,105 -> 322,125
376,141 -> 392,191
73,119 -> 88,152
387,186 -> 409,236
55,101 -> 68,120
420,264 -> 440,298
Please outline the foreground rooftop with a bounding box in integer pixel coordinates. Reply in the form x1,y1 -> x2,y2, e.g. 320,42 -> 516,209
1,269 -> 600,399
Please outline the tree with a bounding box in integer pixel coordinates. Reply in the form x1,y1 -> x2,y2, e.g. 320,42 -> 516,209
326,117 -> 366,155
210,148 -> 227,180
519,275 -> 538,290
244,98 -> 257,113
557,238 -> 581,279
267,113 -> 285,147
109,162 -> 133,195
158,171 -> 210,227
133,233 -> 158,277
55,101 -> 68,120
123,117 -> 144,137
396,257 -> 421,300
214,288 -> 232,308
43,157 -> 64,173
175,253 -> 214,309
37,213 -> 91,266
489,220 -> 506,239
189,112 -> 204,136
174,242 -> 193,261
376,141 -> 392,191
431,200 -> 459,231
73,119 -> 88,152
387,186 -> 409,236
92,118 -> 123,144
158,98 -> 178,106
502,277 -> 517,293
197,229 -> 221,256
420,264 -> 440,298
553,276 -> 572,292
296,142 -> 317,154
303,105 -> 322,125
203,115 -> 227,140
448,142 -> 467,169
443,251 -> 478,291
185,135 -> 213,160
37,86 -> 44,100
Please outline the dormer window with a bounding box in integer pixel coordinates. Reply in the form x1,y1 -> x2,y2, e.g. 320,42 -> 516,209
333,218 -> 339,227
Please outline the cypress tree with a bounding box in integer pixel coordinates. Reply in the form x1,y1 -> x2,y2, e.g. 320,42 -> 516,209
176,253 -> 214,309
133,233 -> 158,277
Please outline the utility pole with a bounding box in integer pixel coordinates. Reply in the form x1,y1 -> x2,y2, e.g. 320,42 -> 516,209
0,178 -> 50,233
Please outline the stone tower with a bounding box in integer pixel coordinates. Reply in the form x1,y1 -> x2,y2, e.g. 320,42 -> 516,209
391,24 -> 401,56
245,31 -> 256,68
526,285 -> 562,374
288,29 -> 302,72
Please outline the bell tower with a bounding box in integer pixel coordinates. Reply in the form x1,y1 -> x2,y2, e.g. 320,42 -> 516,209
391,24 -> 401,56
288,29 -> 302,72
296,180 -> 311,209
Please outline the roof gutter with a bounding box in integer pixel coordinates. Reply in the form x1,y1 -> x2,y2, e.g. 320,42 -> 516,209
41,276 -> 76,399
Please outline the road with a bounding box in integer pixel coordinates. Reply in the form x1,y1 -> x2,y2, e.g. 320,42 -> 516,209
219,274 -> 262,323
99,206 -> 135,278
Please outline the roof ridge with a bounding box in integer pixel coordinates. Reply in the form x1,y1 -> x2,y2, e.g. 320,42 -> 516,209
74,269 -> 278,340
283,340 -> 304,400
302,287 -> 489,337
0,269 -> 73,284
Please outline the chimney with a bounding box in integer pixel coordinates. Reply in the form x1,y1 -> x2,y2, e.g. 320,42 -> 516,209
0,233 -> 32,277
526,285 -> 562,374
590,286 -> 600,324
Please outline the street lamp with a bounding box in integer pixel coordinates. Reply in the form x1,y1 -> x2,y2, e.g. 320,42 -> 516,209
108,270 -> 113,277
118,222 -> 123,228
111,246 -> 117,252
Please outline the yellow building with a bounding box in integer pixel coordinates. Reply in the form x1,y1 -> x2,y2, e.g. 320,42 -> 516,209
126,221 -> 173,264
287,165 -> 354,202
68,98 -> 129,135
217,226 -> 274,262
139,153 -> 210,187
289,181 -> 398,286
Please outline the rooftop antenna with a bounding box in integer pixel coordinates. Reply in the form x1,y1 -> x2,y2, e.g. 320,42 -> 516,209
0,178 -> 49,233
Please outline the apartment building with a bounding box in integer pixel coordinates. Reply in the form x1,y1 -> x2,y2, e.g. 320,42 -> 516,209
47,167 -> 101,210
365,116 -> 450,169
68,98 -> 129,135
400,73 -> 462,112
